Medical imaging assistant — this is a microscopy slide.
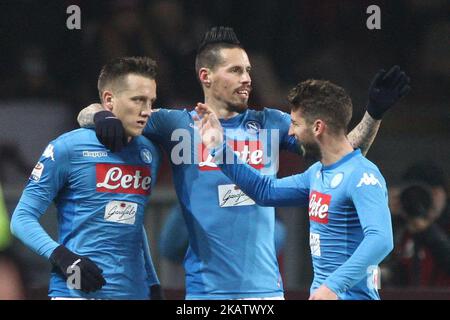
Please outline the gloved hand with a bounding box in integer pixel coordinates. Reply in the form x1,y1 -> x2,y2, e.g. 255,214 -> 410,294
149,284 -> 165,300
94,111 -> 127,152
367,65 -> 411,120
49,245 -> 106,293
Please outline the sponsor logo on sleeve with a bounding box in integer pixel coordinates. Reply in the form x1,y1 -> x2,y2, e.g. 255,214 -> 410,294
30,162 -> 44,182
367,265 -> 381,290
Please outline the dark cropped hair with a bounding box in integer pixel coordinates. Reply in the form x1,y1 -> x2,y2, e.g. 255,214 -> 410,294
98,56 -> 157,100
288,80 -> 353,134
195,26 -> 242,77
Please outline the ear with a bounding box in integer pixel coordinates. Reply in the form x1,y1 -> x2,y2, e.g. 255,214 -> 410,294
102,91 -> 114,111
313,120 -> 325,136
199,68 -> 211,87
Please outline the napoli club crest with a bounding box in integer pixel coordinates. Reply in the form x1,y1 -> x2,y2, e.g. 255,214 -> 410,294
140,149 -> 152,164
245,121 -> 261,134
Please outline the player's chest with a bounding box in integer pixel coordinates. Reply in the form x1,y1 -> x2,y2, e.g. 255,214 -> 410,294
198,126 -> 279,172
308,170 -> 353,224
69,150 -> 155,196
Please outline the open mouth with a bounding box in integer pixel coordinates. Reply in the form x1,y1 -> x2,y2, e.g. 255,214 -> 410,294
236,89 -> 249,98
137,120 -> 146,127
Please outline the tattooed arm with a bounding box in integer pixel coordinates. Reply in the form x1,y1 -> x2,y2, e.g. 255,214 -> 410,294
348,65 -> 411,156
77,103 -> 103,127
347,112 -> 381,156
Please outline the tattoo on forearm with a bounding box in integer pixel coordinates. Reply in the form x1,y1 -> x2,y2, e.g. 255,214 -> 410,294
77,104 -> 103,127
348,112 -> 381,156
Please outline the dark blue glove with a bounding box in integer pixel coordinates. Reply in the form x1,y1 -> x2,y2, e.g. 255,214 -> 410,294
367,65 -> 411,120
94,111 -> 127,153
49,245 -> 106,293
149,284 -> 165,300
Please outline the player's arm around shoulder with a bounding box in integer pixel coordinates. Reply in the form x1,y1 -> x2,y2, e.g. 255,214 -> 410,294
144,107 -> 189,140
77,103 -> 104,128
262,108 -> 300,153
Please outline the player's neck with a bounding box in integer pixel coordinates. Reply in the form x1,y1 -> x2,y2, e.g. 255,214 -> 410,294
204,96 -> 239,120
319,135 -> 354,166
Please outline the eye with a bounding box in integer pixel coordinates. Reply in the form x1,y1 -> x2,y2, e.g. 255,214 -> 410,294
133,97 -> 145,103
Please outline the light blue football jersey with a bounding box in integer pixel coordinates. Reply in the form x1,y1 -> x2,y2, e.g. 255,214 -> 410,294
11,128 -> 161,299
143,108 -> 297,299
217,147 -> 394,300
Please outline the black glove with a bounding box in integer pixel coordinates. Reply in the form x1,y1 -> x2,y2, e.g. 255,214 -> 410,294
149,284 -> 165,300
367,65 -> 411,120
49,245 -> 106,293
94,111 -> 127,153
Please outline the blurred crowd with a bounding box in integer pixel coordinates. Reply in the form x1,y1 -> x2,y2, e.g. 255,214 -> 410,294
382,162 -> 450,287
1,0 -> 449,111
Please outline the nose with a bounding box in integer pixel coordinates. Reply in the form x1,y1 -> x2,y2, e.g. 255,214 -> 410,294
288,124 -> 294,136
241,71 -> 251,84
141,103 -> 152,117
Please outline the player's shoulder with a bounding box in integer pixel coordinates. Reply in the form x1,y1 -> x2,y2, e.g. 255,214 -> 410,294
245,107 -> 289,127
307,161 -> 323,177
154,107 -> 190,118
347,152 -> 386,186
295,161 -> 321,181
150,107 -> 192,127
38,128 -> 94,163
50,128 -> 95,148
249,107 -> 288,119
353,153 -> 383,174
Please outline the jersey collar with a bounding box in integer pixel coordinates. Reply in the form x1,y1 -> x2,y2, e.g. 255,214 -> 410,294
219,110 -> 247,128
321,149 -> 361,171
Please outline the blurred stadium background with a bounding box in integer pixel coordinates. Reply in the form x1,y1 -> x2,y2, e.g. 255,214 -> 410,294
0,0 -> 449,299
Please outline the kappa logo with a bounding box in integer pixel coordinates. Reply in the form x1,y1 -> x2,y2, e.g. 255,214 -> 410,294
357,173 -> 382,188
43,144 -> 55,161
83,150 -> 108,158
